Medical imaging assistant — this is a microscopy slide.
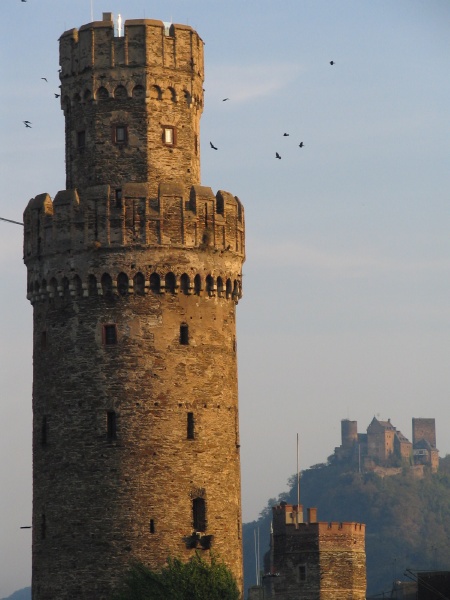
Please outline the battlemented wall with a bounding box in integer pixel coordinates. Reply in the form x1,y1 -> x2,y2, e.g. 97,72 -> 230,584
266,504 -> 366,600
25,14 -> 244,600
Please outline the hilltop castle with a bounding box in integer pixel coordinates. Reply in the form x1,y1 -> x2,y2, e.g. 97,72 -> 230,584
24,14 -> 244,599
334,417 -> 439,472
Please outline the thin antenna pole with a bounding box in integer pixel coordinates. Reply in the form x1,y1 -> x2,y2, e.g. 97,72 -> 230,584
254,529 -> 258,585
257,526 -> 260,584
297,433 -> 300,509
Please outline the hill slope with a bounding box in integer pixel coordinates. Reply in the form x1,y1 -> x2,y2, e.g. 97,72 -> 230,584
243,457 -> 450,596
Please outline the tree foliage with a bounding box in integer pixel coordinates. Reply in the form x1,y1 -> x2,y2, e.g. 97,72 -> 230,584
114,553 -> 240,600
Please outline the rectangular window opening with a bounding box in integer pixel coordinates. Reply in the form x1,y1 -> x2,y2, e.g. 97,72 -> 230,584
163,126 -> 175,146
41,331 -> 47,350
77,130 -> 86,149
114,125 -> 128,144
180,324 -> 189,345
41,416 -> 48,446
150,519 -> 155,534
193,497 -> 206,532
103,324 -> 117,345
115,188 -> 122,208
41,514 -> 46,540
299,565 -> 307,582
187,412 -> 195,440
107,410 -> 117,441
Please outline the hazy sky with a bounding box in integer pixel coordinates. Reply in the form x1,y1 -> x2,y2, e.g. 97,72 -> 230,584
2,0 -> 450,596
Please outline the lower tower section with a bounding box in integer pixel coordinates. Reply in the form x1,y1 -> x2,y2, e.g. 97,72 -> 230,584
24,183 -> 245,599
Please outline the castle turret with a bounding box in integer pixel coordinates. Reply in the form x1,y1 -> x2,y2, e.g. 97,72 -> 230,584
24,14 -> 244,600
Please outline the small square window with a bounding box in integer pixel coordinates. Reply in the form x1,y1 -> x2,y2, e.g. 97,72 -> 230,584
103,324 -> 117,345
163,126 -> 175,146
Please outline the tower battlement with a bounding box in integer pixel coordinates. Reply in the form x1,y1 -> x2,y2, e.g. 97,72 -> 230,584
60,17 -> 203,78
272,503 -> 365,540
24,183 -> 244,259
24,183 -> 244,305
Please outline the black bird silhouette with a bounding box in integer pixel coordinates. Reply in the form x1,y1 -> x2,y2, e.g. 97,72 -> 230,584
283,133 -> 289,136
276,152 -> 281,159
222,98 -> 229,102
329,61 -> 335,65
210,142 -> 218,150
299,142 -> 304,148
23,121 -> 32,128
21,0 -> 27,3
41,77 -> 48,82
54,93 -> 60,98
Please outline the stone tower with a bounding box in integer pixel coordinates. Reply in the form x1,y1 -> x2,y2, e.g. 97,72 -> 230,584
265,504 -> 366,600
23,14 -> 244,600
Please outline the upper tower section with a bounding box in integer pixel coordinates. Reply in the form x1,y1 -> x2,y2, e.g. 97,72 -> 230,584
59,13 -> 204,196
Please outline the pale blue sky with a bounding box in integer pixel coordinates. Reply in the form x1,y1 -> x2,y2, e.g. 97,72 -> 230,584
2,1 -> 450,596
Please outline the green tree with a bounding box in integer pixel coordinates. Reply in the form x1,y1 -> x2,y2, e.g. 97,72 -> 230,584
114,553 -> 240,600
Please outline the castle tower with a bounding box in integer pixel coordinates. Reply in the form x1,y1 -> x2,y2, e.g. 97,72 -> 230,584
23,14 -> 244,599
266,504 -> 366,600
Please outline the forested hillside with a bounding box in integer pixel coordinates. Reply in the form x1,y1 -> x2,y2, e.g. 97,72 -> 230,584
243,456 -> 450,596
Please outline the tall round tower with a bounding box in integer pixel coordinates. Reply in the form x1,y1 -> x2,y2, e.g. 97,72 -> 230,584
23,14 -> 244,600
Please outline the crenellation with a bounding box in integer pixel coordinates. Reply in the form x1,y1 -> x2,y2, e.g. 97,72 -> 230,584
24,183 -> 245,262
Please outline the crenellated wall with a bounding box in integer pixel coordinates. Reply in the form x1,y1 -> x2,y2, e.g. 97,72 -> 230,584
267,504 -> 366,600
24,182 -> 244,304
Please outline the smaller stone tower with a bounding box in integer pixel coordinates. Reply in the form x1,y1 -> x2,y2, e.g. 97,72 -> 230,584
341,419 -> 358,449
265,503 -> 366,600
412,418 -> 436,448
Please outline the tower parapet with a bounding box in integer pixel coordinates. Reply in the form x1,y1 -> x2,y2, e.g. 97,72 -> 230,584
24,182 -> 244,304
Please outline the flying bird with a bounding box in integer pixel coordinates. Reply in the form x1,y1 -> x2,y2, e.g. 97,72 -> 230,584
299,142 -> 304,148
41,77 -> 48,82
222,98 -> 229,102
21,0 -> 27,3
55,93 -> 60,98
23,121 -> 32,128
329,61 -> 335,65
276,152 -> 281,159
283,133 -> 289,136
210,142 -> 218,150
